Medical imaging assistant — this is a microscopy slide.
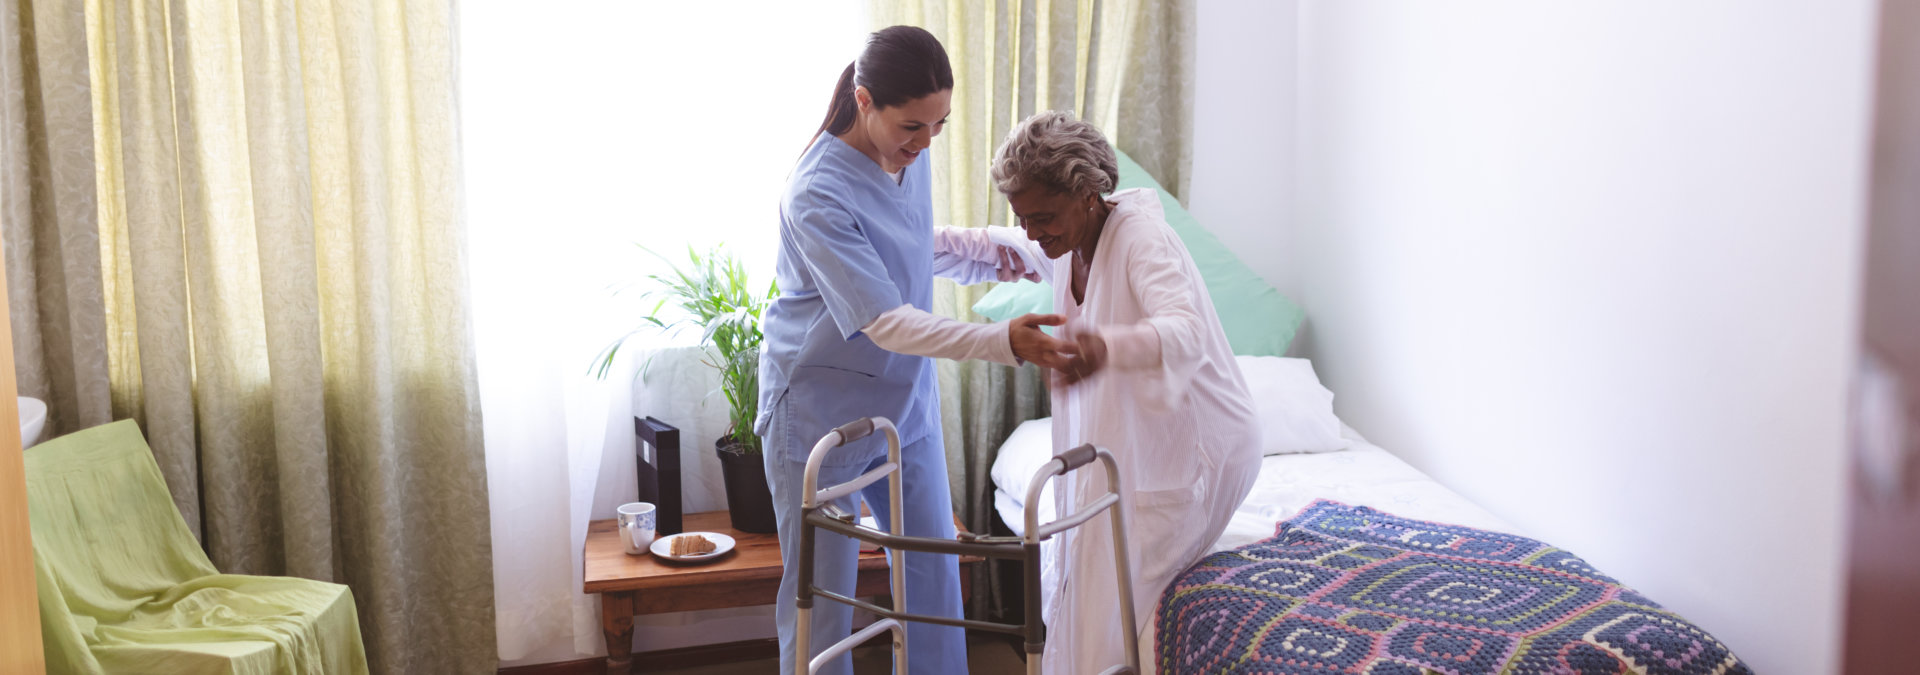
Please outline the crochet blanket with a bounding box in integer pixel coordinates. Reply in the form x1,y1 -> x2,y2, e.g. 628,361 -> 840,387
1156,500 -> 1752,674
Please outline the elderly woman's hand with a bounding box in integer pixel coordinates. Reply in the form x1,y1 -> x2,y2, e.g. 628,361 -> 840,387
1009,314 -> 1076,370
1057,324 -> 1107,385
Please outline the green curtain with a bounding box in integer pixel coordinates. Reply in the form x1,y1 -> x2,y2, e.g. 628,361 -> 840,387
2,1 -> 495,673
867,0 -> 1196,619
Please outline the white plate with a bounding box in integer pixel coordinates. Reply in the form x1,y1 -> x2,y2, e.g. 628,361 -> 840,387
650,532 -> 736,562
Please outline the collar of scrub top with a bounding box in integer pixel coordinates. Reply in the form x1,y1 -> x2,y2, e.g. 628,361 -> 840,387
824,132 -> 914,190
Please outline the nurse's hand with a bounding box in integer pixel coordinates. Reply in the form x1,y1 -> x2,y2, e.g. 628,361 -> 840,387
1058,328 -> 1108,385
996,246 -> 1043,282
1009,314 -> 1076,370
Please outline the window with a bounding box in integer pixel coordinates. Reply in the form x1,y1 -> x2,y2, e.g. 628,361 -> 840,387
463,2 -> 869,354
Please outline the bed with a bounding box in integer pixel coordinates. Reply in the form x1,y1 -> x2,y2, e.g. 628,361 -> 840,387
988,358 -> 1752,674
990,354 -> 1518,553
993,421 -> 1518,548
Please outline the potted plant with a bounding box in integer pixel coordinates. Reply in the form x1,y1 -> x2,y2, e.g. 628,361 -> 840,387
594,245 -> 779,533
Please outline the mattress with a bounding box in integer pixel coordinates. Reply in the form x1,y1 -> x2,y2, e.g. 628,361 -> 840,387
991,424 -> 1521,552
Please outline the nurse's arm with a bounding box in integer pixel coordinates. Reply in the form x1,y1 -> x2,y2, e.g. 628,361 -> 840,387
932,226 -> 1051,285
864,305 -> 1075,370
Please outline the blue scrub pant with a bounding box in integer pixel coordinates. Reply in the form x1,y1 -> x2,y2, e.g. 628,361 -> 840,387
764,412 -> 967,675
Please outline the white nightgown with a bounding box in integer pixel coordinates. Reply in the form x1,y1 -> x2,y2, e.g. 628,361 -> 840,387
934,188 -> 1262,674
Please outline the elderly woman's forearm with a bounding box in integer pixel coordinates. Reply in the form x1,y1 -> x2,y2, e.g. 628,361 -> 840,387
1103,323 -> 1162,370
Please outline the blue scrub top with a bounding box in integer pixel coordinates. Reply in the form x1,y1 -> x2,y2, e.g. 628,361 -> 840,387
755,133 -> 941,457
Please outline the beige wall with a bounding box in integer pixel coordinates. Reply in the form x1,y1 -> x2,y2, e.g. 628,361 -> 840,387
0,242 -> 45,671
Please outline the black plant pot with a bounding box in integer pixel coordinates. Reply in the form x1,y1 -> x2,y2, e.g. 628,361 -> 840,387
716,437 -> 777,534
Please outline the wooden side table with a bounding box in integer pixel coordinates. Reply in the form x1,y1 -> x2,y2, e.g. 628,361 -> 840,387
585,511 -> 981,673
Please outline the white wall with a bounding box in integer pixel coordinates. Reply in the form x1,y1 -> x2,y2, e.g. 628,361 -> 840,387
1188,0 -> 1298,296
1192,3 -> 1877,674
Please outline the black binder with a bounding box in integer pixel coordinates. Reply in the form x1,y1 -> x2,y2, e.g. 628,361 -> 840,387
634,416 -> 683,536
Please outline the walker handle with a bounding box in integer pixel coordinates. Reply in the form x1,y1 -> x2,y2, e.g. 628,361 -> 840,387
832,418 -> 877,443
1056,444 -> 1098,471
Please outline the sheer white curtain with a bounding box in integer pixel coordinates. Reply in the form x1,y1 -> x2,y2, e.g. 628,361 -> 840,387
460,1 -> 869,665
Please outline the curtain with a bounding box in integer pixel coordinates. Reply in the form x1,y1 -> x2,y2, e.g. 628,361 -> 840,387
1,1 -> 495,673
1,0 -> 115,444
867,0 -> 1196,619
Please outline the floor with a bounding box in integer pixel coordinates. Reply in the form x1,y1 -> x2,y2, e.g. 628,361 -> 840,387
653,632 -> 1027,674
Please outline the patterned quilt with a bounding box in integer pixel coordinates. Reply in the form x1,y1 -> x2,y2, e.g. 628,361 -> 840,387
1156,500 -> 1752,674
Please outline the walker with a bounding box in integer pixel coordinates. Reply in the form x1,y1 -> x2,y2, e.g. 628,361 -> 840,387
795,416 -> 1140,675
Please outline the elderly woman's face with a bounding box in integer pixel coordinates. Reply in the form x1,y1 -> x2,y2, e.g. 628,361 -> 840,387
1008,186 -> 1101,260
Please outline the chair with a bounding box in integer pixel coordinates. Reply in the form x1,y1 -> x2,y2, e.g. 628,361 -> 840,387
25,420 -> 369,675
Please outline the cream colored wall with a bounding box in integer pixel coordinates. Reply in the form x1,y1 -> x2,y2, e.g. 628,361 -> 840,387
0,243 -> 46,671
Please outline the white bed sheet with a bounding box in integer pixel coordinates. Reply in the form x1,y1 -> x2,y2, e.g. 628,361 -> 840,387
992,424 -> 1522,552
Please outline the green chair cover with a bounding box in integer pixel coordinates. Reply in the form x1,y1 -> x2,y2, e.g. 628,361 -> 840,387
26,420 -> 369,675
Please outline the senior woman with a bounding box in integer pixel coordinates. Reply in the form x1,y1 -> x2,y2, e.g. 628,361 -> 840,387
931,110 -> 1262,673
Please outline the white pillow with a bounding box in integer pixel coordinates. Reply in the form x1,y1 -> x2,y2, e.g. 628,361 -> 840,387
988,417 -> 1056,507
1235,356 -> 1348,455
989,418 -> 1057,537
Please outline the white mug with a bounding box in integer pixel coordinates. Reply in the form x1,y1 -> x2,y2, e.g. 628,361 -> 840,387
616,502 -> 657,555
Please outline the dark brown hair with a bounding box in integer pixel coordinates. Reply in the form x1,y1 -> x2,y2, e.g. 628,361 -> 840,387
815,26 -> 954,142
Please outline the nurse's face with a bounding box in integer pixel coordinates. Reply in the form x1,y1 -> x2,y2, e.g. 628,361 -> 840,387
1007,187 -> 1103,260
855,87 -> 951,173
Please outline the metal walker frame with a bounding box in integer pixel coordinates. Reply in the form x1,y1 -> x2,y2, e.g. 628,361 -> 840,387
795,416 -> 1140,675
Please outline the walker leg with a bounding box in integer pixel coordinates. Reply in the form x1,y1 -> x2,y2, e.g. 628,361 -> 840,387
1023,541 -> 1044,675
796,503 -> 817,675
889,438 -> 909,675
1109,469 -> 1141,674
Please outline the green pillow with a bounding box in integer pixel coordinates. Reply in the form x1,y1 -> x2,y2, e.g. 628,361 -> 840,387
971,277 -> 1054,317
968,150 -> 1304,356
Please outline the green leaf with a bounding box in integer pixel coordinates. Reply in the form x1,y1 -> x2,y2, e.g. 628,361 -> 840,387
590,242 -> 774,455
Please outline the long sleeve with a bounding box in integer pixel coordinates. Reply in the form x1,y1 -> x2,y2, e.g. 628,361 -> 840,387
1099,225 -> 1210,414
932,226 -> 1053,285
863,305 -> 1020,366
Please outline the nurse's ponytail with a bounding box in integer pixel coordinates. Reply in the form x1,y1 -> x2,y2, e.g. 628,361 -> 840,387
812,26 -> 953,145
818,62 -> 860,140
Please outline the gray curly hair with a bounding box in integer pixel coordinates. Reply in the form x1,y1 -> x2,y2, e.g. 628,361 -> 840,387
990,110 -> 1119,198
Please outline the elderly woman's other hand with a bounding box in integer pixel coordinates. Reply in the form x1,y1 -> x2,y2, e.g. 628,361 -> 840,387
1057,323 -> 1108,385
1009,313 -> 1077,370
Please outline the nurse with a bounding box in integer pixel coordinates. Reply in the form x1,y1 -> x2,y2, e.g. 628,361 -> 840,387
757,26 -> 1075,675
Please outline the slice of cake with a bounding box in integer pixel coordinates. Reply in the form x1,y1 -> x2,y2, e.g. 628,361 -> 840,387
671,534 -> 716,556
